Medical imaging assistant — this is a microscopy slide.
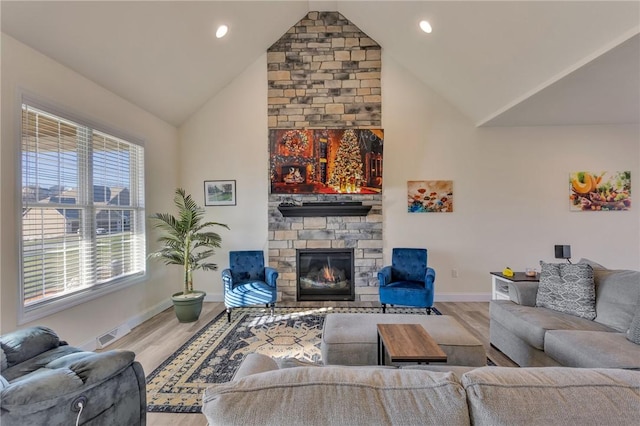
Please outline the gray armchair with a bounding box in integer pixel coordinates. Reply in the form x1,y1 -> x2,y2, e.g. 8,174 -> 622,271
0,326 -> 146,425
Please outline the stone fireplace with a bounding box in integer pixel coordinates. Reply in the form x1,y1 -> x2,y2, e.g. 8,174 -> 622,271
267,12 -> 383,303
268,194 -> 381,302
297,248 -> 354,301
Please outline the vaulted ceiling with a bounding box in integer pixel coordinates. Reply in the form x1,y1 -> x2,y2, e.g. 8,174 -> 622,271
2,1 -> 638,128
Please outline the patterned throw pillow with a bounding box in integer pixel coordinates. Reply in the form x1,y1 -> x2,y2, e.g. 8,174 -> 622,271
536,262 -> 596,320
627,304 -> 640,345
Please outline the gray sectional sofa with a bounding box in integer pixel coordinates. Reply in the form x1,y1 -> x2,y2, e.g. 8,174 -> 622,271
202,353 -> 640,426
0,326 -> 146,426
490,261 -> 640,368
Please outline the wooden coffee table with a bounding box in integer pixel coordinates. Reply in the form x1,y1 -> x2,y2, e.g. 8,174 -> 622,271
377,323 -> 448,365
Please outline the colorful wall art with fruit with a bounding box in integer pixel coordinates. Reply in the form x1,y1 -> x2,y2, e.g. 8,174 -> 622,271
570,171 -> 631,211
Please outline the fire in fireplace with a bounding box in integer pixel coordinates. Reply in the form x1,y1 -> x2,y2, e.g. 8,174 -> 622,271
296,248 -> 355,301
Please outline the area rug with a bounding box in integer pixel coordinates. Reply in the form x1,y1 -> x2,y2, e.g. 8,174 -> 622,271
145,305 -> 441,413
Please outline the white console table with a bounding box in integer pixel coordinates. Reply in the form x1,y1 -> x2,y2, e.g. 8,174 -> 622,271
490,272 -> 539,300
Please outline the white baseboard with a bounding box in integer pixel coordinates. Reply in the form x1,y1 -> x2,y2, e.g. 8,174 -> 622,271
434,293 -> 492,302
77,298 -> 173,351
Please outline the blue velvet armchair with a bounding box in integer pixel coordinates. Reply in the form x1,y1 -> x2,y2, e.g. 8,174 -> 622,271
222,251 -> 278,322
378,248 -> 435,314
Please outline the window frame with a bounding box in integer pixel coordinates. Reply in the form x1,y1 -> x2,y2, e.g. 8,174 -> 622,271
17,93 -> 147,324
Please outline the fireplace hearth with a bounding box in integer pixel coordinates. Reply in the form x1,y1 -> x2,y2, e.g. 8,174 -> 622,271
296,248 -> 355,301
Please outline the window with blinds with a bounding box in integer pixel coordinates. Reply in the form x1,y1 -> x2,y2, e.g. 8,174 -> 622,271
21,103 -> 146,319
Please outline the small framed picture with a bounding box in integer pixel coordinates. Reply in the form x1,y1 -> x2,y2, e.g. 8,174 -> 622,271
204,180 -> 236,206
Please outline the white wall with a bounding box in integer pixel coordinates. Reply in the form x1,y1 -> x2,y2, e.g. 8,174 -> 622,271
382,52 -> 640,298
180,51 -> 639,301
1,34 -> 181,345
178,54 -> 269,300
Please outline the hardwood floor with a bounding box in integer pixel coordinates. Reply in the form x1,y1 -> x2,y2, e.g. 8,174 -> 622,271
107,301 -> 516,425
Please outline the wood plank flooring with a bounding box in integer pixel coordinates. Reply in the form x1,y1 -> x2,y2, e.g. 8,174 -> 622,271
106,301 -> 515,426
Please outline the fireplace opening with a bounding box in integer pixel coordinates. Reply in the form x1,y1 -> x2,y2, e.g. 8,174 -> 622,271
296,248 -> 355,301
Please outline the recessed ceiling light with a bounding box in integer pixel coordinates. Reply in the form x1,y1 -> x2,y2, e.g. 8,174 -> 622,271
419,20 -> 432,34
216,25 -> 228,39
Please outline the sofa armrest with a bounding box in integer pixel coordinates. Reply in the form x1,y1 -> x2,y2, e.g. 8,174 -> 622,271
264,267 -> 278,287
46,350 -> 135,385
232,353 -> 279,380
425,267 -> 436,291
377,266 -> 392,286
221,268 -> 233,291
1,368 -> 84,406
509,282 -> 539,306
1,350 -> 136,406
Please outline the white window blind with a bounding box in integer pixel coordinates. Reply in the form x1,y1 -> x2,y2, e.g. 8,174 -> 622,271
21,103 -> 145,318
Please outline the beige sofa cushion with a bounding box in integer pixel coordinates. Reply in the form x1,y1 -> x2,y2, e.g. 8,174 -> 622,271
202,366 -> 470,426
462,366 -> 640,425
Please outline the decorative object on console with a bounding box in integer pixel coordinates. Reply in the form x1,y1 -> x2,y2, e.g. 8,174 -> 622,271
204,180 -> 236,206
408,180 -> 453,213
569,171 -> 631,211
269,129 -> 383,194
148,188 -> 229,322
536,261 -> 596,320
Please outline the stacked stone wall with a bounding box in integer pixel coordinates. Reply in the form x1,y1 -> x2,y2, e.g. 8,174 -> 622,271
267,11 -> 381,128
267,12 -> 383,302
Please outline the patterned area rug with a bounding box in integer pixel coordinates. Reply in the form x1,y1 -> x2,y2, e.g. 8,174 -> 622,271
145,305 -> 441,413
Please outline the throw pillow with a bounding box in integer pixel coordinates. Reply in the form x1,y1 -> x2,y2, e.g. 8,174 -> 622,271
536,262 -> 596,320
626,303 -> 640,345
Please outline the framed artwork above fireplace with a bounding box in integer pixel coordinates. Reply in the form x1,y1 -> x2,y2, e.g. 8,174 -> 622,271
269,129 -> 384,194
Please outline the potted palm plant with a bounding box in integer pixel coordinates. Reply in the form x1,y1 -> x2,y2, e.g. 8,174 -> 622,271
148,188 -> 229,322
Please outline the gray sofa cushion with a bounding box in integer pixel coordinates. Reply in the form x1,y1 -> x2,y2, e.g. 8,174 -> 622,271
545,330 -> 640,369
594,268 -> 640,331
0,346 -> 81,382
536,262 -> 596,320
0,326 -> 60,368
462,366 -> 640,425
203,366 -> 470,426
490,300 -> 613,350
